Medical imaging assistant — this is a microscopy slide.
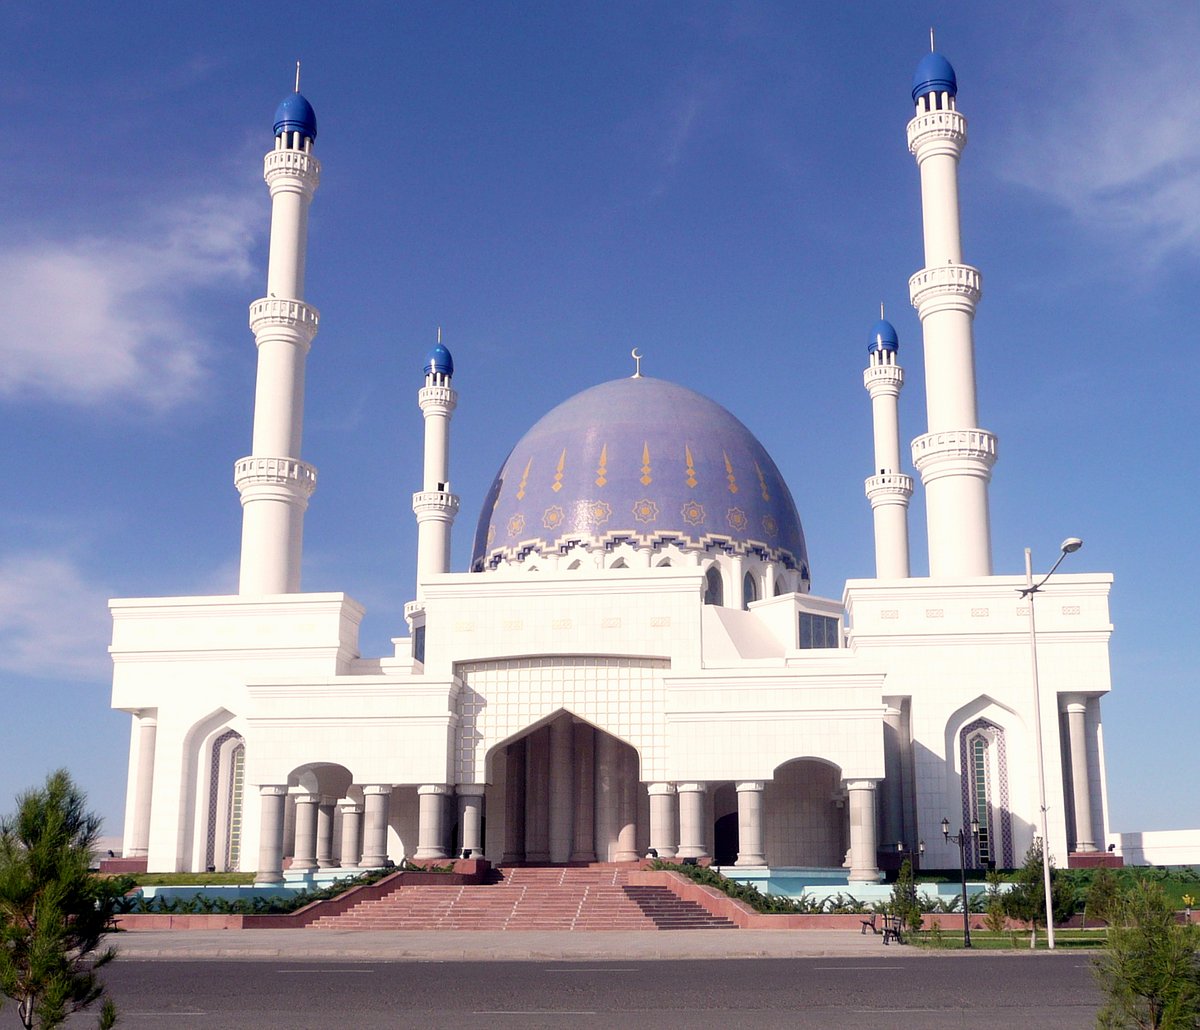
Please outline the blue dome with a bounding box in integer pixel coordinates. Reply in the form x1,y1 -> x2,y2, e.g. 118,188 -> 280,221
273,92 -> 318,140
425,342 -> 454,377
472,377 -> 808,573
912,52 -> 958,102
868,319 -> 899,354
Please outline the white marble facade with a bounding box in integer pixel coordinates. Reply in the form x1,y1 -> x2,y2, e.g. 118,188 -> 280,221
109,50 -> 1115,884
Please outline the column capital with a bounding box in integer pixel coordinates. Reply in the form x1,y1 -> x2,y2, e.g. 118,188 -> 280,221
675,782 -> 708,794
362,784 -> 393,796
647,782 -> 676,796
844,778 -> 879,793
337,800 -> 364,814
258,784 -> 289,797
317,794 -> 338,807
418,783 -> 452,797
456,783 -> 486,797
293,792 -> 320,806
735,780 -> 766,793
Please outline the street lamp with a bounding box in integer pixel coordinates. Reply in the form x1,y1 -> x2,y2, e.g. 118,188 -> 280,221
896,839 -> 925,873
942,816 -> 978,948
1019,537 -> 1082,952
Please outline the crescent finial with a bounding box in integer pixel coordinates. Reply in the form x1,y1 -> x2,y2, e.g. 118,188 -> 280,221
631,347 -> 643,378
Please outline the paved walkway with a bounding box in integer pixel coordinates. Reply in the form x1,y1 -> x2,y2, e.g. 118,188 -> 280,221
111,928 -> 936,961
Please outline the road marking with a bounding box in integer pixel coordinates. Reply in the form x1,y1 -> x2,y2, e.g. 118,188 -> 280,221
813,964 -> 907,970
545,967 -> 639,972
124,1012 -> 207,1017
275,968 -> 376,973
476,1011 -> 599,1016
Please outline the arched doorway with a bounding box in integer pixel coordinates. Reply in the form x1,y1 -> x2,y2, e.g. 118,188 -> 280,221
764,758 -> 845,866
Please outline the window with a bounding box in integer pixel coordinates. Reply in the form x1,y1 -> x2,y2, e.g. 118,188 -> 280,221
970,736 -> 992,865
798,612 -> 839,648
742,572 -> 758,609
703,567 -> 723,606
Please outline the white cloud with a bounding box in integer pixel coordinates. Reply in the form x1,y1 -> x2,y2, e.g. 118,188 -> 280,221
0,553 -> 113,680
0,194 -> 258,409
997,6 -> 1200,257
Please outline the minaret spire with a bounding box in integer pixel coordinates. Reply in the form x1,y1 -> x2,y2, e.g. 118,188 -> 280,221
863,315 -> 912,578
234,81 -> 321,594
907,46 -> 997,576
295,60 -> 301,92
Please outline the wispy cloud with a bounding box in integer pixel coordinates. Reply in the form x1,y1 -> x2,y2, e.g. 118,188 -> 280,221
0,193 -> 258,410
0,553 -> 113,680
997,7 -> 1200,257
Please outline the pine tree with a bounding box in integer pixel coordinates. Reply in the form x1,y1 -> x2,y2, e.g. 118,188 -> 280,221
1002,838 -> 1076,948
1095,880 -> 1200,1029
0,770 -> 120,1029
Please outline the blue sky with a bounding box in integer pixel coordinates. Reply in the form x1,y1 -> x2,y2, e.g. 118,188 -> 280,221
1,2 -> 1195,836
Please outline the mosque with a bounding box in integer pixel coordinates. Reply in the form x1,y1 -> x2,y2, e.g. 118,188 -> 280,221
109,49 -> 1116,885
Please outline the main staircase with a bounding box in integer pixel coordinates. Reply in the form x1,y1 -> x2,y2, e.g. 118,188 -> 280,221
309,864 -> 737,931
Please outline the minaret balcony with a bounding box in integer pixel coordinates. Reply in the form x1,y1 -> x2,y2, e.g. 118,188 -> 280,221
412,490 -> 461,519
907,108 -> 967,157
863,364 -> 904,392
418,385 -> 458,413
909,264 -> 981,314
911,429 -> 997,480
263,149 -> 321,191
865,473 -> 914,502
249,298 -> 320,338
234,456 -> 317,496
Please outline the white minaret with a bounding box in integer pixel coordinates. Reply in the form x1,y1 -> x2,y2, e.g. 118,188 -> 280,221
235,72 -> 321,595
864,312 -> 912,578
907,46 -> 997,577
412,334 -> 460,598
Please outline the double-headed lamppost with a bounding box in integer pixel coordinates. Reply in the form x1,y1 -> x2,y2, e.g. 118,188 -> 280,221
942,817 -> 978,947
1019,537 -> 1083,952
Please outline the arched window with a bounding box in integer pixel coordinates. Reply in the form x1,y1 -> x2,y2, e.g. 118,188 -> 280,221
610,558 -> 628,569
567,559 -> 582,570
742,572 -> 758,609
703,566 -> 723,606
773,574 -> 787,596
656,557 -> 672,567
205,730 -> 246,872
959,719 -> 1013,868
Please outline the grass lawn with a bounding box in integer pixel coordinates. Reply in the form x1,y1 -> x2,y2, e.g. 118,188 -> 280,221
109,872 -> 257,887
911,928 -> 1108,950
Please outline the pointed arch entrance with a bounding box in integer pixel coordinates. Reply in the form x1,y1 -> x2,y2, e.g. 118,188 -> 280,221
487,712 -> 643,863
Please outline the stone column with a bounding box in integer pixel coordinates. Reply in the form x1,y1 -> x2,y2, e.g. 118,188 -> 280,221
614,744 -> 640,862
676,783 -> 708,859
548,716 -> 575,863
291,794 -> 319,873
570,721 -> 596,862
128,711 -> 157,858
647,783 -> 678,859
316,795 -> 338,868
503,740 -> 526,863
338,800 -> 363,868
457,785 -> 485,858
734,781 -> 767,865
594,732 -> 620,861
360,785 -> 392,868
524,727 -> 551,862
846,779 -> 880,883
415,784 -> 451,860
254,785 -> 288,886
1065,698 -> 1096,851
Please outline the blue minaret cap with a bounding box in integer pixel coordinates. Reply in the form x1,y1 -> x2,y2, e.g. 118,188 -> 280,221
868,319 -> 899,354
425,342 -> 454,377
274,92 -> 318,140
911,52 -> 958,102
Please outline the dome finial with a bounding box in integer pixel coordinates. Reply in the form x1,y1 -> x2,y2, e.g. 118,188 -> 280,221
930,26 -> 935,53
631,347 -> 644,378
295,60 -> 301,93
880,300 -> 885,319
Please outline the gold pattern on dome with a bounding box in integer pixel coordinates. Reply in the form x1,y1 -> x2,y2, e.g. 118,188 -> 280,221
640,442 -> 652,486
684,445 -> 697,488
595,444 -> 608,487
516,457 -> 533,501
542,505 -> 565,531
486,525 -> 496,547
632,498 -> 659,524
726,507 -> 749,532
507,513 -> 526,537
754,461 -> 770,502
681,500 -> 706,526
576,499 -> 612,527
724,451 -> 738,494
552,449 -> 566,493
762,514 -> 778,537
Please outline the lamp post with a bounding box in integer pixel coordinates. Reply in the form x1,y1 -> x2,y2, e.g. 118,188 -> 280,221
896,839 -> 925,873
1019,537 -> 1083,952
942,816 -> 978,948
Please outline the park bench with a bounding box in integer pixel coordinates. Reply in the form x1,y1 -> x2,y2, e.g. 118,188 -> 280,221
881,913 -> 905,944
860,912 -> 879,935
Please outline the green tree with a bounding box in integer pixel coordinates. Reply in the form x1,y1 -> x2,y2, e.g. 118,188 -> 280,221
1087,866 -> 1123,928
1095,881 -> 1200,1029
0,770 -> 120,1028
1003,839 -> 1076,949
888,858 -> 923,937
983,869 -> 1007,934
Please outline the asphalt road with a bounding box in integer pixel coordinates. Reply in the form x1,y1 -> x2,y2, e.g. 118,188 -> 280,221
65,955 -> 1103,1029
